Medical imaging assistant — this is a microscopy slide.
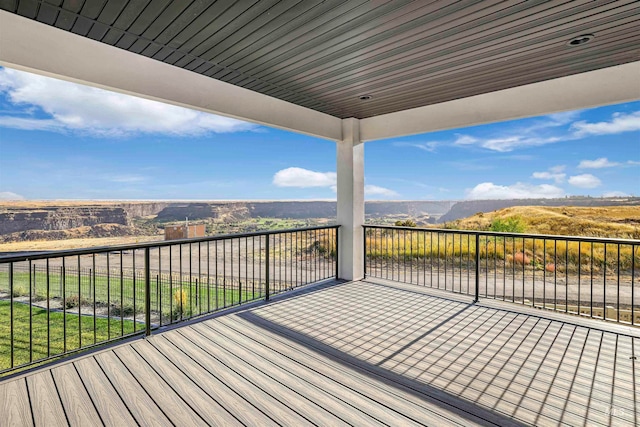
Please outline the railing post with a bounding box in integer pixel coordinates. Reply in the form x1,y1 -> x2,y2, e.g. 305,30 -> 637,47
362,226 -> 367,279
335,227 -> 339,279
474,234 -> 480,302
144,247 -> 151,336
265,235 -> 270,301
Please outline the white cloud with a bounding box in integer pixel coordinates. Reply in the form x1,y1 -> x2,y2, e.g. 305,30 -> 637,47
272,167 -> 398,198
0,191 -> 25,200
602,191 -> 630,197
571,111 -> 640,136
568,174 -> 601,188
466,182 -> 565,200
272,167 -> 336,188
394,141 -> 439,152
445,109 -> 640,152
365,185 -> 399,198
549,165 -> 566,173
0,68 -> 256,136
453,133 -> 562,152
578,157 -> 620,169
453,134 -> 478,146
531,165 -> 566,183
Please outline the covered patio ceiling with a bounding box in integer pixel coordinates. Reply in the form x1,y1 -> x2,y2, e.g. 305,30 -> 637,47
1,0 -> 639,280
1,0 -> 639,141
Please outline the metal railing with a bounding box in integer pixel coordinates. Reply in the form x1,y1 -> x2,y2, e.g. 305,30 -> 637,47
0,225 -> 338,375
364,225 -> 639,325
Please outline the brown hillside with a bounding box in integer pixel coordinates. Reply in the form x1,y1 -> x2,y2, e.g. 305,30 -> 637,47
448,206 -> 640,238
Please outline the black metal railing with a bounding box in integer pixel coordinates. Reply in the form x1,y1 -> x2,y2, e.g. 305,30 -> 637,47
364,225 -> 639,326
0,225 -> 338,375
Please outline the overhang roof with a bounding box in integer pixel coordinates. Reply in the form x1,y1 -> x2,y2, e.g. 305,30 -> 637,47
2,0 -> 639,120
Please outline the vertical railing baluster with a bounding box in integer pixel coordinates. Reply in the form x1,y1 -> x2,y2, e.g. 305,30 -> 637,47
145,247 -> 151,336
9,262 -> 14,368
29,260 -> 33,362
363,226 -> 367,279
604,243 -> 607,320
265,234 -> 270,301
578,241 -> 582,315
474,234 -> 480,302
46,258 -> 50,357
78,255 -> 82,349
591,242 -> 594,317
335,227 -> 339,280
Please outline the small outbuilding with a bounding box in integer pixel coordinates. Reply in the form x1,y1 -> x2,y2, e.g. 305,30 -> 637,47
164,224 -> 205,240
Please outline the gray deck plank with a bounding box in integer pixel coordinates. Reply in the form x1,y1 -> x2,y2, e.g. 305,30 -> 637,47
129,340 -> 243,426
0,378 -> 33,427
216,314 -> 508,426
235,280 -> 639,426
201,319 -> 465,426
167,328 -> 321,426
148,335 -> 279,427
94,351 -> 173,427
190,321 -> 400,427
26,370 -> 67,426
73,357 -> 137,427
111,345 -> 209,427
179,326 -> 350,426
50,363 -> 101,427
2,279 -> 638,427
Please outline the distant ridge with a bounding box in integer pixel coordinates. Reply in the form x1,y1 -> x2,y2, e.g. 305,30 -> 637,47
438,197 -> 640,223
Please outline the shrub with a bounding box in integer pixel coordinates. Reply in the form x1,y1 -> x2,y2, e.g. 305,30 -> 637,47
171,289 -> 191,320
11,286 -> 27,298
64,295 -> 91,309
394,219 -> 417,227
490,216 -> 526,233
111,303 -> 135,317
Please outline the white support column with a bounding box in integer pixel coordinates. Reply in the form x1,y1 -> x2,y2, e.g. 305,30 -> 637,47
337,118 -> 364,281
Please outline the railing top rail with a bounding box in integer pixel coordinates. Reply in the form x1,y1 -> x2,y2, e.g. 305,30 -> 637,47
363,224 -> 640,245
0,224 -> 340,263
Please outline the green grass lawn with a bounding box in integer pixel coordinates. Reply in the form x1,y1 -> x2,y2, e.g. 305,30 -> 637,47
0,269 -> 263,316
0,269 -> 264,374
0,301 -> 136,373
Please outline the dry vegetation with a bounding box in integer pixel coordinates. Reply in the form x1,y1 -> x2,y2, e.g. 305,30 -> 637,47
445,206 -> 640,239
0,235 -> 163,252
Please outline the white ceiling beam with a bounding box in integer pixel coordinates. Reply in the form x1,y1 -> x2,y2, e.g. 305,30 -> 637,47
360,61 -> 640,142
0,11 -> 342,142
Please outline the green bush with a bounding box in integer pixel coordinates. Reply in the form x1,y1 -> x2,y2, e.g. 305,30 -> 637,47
111,303 -> 136,317
490,216 -> 526,233
64,295 -> 93,309
394,219 -> 417,227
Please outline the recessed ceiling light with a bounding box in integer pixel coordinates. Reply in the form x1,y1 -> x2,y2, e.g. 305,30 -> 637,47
567,34 -> 594,46
359,95 -> 372,101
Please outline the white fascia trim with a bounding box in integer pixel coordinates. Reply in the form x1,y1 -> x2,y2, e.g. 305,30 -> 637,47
360,61 -> 640,142
0,11 -> 342,142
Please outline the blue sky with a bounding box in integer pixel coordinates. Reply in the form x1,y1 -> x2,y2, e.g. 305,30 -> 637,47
0,67 -> 638,201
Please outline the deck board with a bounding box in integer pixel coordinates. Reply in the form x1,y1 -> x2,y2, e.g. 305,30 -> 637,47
50,364 -> 101,426
191,321 -> 410,427
148,336 -> 278,426
128,340 -> 242,426
165,330 -> 316,425
0,378 -> 33,427
72,357 -> 137,427
26,371 -> 67,426
94,351 -> 173,426
111,345 -> 209,426
1,278 -> 638,426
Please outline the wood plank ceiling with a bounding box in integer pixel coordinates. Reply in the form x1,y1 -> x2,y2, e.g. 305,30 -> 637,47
2,0 -> 639,119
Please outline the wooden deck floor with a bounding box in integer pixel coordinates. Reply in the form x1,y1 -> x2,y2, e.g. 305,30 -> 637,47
1,279 -> 638,426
